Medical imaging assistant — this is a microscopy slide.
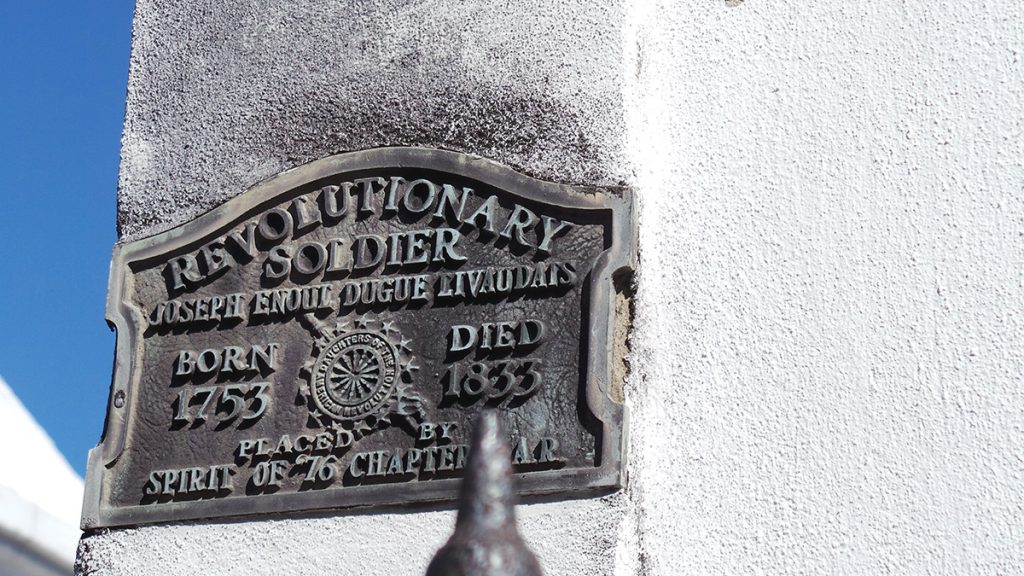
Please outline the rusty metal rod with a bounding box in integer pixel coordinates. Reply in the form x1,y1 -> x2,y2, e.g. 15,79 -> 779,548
425,410 -> 542,576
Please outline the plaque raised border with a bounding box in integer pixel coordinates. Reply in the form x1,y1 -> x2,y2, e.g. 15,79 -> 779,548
82,147 -> 634,528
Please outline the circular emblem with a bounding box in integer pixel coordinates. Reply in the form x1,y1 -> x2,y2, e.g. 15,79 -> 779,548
311,331 -> 398,421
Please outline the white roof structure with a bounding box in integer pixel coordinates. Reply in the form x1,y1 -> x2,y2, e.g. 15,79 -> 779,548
0,375 -> 84,575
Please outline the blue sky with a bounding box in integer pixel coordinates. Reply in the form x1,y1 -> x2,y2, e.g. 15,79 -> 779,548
0,1 -> 135,476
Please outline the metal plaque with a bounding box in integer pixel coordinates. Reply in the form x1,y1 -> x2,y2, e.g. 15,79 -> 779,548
83,148 -> 634,528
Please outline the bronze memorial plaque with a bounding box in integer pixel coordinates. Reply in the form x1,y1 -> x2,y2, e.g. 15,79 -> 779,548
83,148 -> 634,528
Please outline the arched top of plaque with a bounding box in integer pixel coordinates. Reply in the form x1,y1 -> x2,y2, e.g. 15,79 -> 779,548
84,147 -> 634,528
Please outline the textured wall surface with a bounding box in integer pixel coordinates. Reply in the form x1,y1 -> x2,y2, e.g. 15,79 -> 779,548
83,0 -> 1024,574
116,0 -> 629,240
77,495 -> 627,576
624,1 -> 1024,574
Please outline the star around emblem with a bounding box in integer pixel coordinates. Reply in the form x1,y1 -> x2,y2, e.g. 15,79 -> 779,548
299,316 -> 426,439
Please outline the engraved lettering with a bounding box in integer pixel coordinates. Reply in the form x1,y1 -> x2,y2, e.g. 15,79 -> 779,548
404,230 -> 431,265
264,245 -> 292,279
293,241 -> 328,275
175,350 -> 196,376
226,221 -> 259,261
437,446 -> 455,471
353,177 -> 387,217
172,382 -> 272,427
442,359 -> 543,402
251,461 -> 287,487
339,274 -> 430,308
383,177 -> 404,214
433,228 -> 466,263
537,437 -> 558,463
537,216 -> 571,254
319,185 -> 346,218
173,344 -> 279,377
169,254 -> 203,291
465,195 -> 498,234
432,184 -> 471,225
447,320 -> 545,353
199,241 -> 229,276
499,204 -> 538,247
512,438 -> 530,465
353,234 -> 385,269
349,453 -> 366,478
418,422 -> 436,442
291,195 -> 322,233
257,207 -> 293,243
145,465 -> 234,498
401,179 -> 437,214
251,285 -> 334,317
439,422 -> 457,441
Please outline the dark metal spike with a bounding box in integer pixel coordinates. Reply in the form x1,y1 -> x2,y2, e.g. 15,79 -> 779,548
425,410 -> 543,576
456,410 -> 515,531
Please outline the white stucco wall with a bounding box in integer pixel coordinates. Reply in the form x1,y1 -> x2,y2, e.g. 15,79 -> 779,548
624,1 -> 1024,574
80,1 -> 1024,575
0,375 -> 84,575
